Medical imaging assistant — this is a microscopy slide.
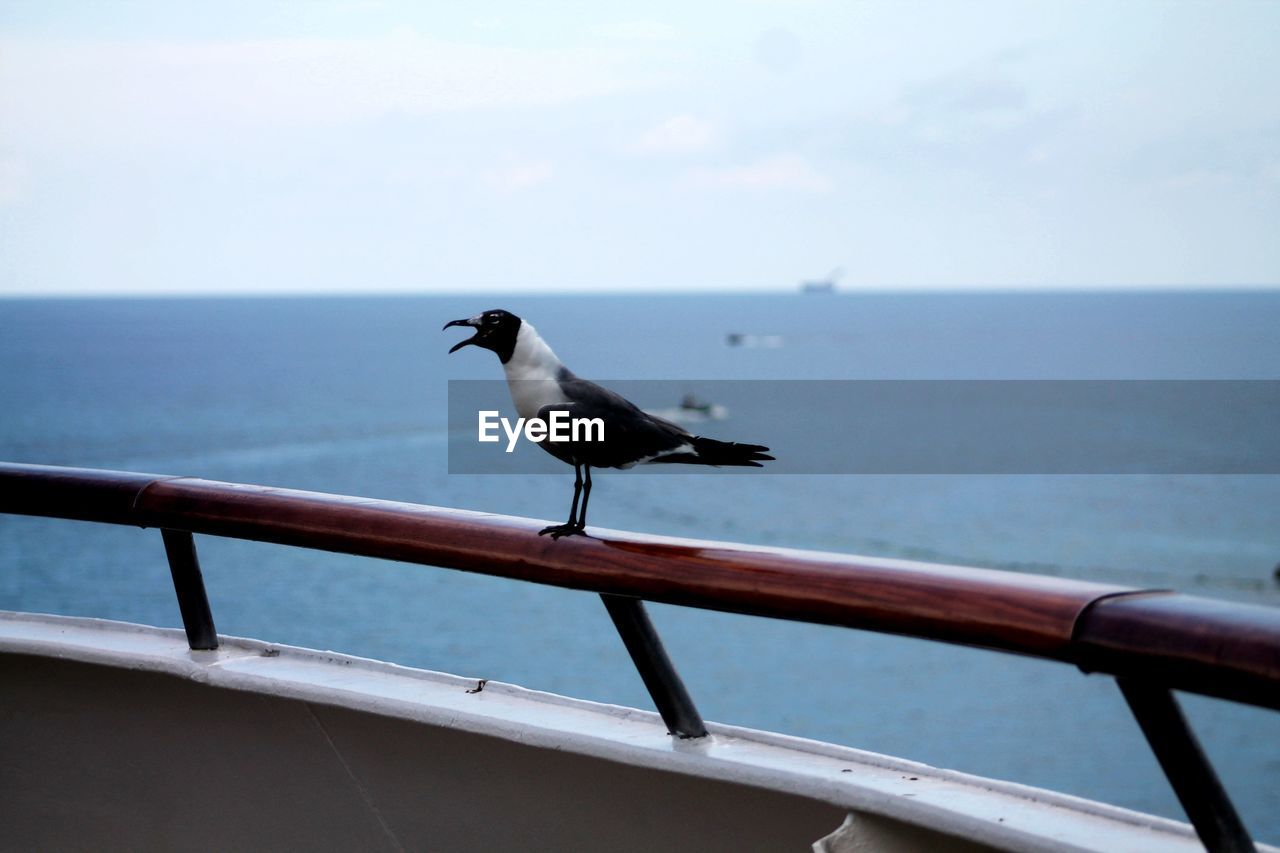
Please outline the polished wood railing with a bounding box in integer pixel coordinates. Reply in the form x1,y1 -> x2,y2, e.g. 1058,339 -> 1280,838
2,462 -> 1275,708
1,462 -> 1276,852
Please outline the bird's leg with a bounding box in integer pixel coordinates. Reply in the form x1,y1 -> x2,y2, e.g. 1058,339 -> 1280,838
576,466 -> 593,530
539,464 -> 586,538
566,464 -> 583,524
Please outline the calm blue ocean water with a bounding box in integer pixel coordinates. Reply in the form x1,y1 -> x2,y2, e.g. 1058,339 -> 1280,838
2,292 -> 1279,839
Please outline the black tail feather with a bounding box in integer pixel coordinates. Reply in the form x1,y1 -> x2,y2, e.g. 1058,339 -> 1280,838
648,435 -> 775,467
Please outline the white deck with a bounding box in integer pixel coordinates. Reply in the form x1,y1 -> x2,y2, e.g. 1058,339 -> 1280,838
0,611 -> 1248,852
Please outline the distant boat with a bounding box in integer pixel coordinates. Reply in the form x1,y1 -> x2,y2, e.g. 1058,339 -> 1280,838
680,393 -> 713,414
647,393 -> 729,424
726,332 -> 784,348
800,266 -> 843,293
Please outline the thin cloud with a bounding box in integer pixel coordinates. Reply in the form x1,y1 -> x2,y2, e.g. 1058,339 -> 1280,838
480,160 -> 554,192
0,32 -> 651,150
0,155 -> 29,206
632,115 -> 719,155
690,154 -> 831,192
587,20 -> 682,42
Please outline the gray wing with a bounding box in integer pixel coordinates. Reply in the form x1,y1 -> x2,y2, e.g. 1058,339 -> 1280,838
536,377 -> 692,469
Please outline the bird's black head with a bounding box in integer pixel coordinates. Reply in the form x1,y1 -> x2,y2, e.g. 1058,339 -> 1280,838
443,309 -> 522,363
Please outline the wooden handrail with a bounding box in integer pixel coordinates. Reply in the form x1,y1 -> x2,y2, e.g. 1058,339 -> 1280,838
2,461 -> 1278,711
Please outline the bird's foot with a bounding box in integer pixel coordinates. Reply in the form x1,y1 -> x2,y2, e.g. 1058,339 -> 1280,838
538,522 -> 585,540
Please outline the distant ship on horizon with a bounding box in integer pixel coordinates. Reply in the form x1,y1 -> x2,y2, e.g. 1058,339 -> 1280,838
800,266 -> 842,293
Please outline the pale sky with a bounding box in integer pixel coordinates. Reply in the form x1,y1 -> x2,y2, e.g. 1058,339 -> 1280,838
1,0 -> 1277,295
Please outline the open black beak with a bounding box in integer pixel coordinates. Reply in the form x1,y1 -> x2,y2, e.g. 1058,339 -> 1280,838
443,317 -> 480,353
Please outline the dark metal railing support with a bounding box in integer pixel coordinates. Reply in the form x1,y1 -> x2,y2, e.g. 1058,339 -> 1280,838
600,594 -> 707,739
1117,678 -> 1255,853
161,529 -> 219,651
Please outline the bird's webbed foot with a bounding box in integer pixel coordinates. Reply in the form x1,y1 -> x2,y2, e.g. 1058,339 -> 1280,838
538,522 -> 586,540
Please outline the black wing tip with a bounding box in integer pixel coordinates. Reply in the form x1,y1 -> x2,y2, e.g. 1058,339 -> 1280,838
712,440 -> 775,466
648,437 -> 776,467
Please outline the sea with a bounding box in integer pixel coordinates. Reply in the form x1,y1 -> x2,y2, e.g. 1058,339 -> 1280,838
2,291 -> 1278,841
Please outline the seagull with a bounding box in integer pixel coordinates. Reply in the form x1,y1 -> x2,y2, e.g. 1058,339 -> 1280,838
444,309 -> 774,539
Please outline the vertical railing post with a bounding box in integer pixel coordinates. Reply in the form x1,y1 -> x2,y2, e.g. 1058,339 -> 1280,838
161,529 -> 219,651
600,594 -> 707,739
1117,678 -> 1255,853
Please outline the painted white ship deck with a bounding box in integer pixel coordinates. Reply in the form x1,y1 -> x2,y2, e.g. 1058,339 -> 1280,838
2,611 -> 1248,853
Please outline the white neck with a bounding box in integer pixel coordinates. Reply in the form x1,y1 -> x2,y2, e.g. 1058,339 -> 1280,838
503,321 -> 564,380
503,321 -> 569,418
